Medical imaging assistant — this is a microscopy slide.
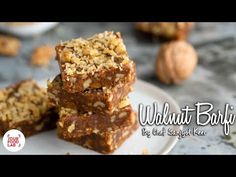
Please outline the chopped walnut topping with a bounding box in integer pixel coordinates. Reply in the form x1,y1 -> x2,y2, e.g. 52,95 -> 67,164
0,80 -> 51,123
30,44 -> 55,67
59,107 -> 78,117
56,31 -> 130,75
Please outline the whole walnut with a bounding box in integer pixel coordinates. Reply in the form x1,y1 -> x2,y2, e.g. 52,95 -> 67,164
155,41 -> 198,84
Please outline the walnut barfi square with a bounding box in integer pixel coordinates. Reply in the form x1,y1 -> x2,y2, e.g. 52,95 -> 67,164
47,74 -> 135,114
58,113 -> 138,154
57,103 -> 136,139
55,31 -> 136,93
135,22 -> 194,40
0,79 -> 58,137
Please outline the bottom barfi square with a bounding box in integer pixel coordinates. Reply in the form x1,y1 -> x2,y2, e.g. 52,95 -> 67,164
57,100 -> 135,139
0,79 -> 58,137
58,114 -> 138,154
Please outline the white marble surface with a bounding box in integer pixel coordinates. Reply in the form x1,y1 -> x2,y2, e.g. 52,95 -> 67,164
1,22 -> 236,154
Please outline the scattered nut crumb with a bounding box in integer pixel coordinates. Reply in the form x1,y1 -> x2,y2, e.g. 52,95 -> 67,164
30,44 -> 55,67
0,35 -> 21,56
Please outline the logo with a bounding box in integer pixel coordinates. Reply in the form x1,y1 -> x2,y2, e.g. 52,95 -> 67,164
3,129 -> 25,152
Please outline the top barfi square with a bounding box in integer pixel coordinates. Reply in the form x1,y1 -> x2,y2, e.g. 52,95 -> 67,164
55,31 -> 136,93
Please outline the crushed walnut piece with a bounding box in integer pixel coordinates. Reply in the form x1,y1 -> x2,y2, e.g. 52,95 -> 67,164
59,107 -> 78,117
118,97 -> 130,109
30,44 -> 55,67
67,121 -> 75,133
56,31 -> 130,75
0,35 -> 21,56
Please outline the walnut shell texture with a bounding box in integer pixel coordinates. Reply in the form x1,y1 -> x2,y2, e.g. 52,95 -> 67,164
156,41 -> 198,84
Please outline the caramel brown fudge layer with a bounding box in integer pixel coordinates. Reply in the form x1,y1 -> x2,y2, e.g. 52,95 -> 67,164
58,114 -> 138,154
55,31 -> 136,93
57,104 -> 136,139
47,74 -> 135,114
0,35 -> 21,56
135,22 -> 194,40
0,80 -> 58,137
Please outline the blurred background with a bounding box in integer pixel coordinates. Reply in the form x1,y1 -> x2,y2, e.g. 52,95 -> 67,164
1,22 -> 236,154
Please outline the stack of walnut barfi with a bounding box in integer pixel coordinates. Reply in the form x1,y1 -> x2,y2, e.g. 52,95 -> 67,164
48,31 -> 138,154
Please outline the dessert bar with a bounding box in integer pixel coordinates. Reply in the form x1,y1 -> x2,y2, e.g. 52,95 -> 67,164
0,79 -> 58,137
135,22 -> 194,40
55,31 -> 135,93
57,104 -> 136,138
47,74 -> 135,114
58,114 -> 138,154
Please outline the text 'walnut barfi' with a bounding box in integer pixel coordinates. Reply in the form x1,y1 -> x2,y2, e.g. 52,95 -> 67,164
58,112 -> 138,154
55,31 -> 135,93
0,80 -> 58,137
47,74 -> 135,114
